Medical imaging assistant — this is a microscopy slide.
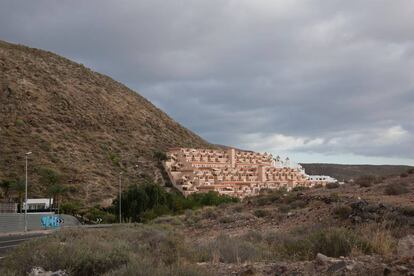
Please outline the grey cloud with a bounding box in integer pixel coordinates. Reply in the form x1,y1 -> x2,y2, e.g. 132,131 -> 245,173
0,0 -> 413,163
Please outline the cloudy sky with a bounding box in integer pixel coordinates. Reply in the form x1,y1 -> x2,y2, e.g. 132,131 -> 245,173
1,0 -> 413,165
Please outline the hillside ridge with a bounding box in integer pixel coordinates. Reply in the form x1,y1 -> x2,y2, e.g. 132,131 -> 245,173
0,40 -> 213,206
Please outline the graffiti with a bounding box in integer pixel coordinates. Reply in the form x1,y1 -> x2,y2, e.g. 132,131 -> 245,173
41,215 -> 64,229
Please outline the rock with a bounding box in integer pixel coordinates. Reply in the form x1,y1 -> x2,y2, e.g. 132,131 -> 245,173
383,266 -> 392,276
316,253 -> 330,265
396,265 -> 409,273
28,267 -> 67,276
397,235 -> 414,257
29,267 -> 46,276
327,261 -> 347,273
346,262 -> 356,271
353,216 -> 362,223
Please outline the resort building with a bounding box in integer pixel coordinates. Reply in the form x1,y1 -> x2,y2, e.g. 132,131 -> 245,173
164,148 -> 333,198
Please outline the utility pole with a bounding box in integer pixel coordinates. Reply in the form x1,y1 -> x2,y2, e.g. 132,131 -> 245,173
24,151 -> 32,232
119,172 -> 123,224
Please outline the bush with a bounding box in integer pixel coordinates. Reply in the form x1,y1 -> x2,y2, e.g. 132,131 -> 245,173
289,200 -> 307,209
400,206 -> 414,217
219,215 -> 236,224
15,118 -> 25,126
310,228 -> 372,257
0,225 -> 211,275
60,201 -> 82,216
326,182 -> 340,189
265,227 -> 373,260
333,204 -> 352,219
384,183 -> 409,195
112,182 -> 239,223
400,173 -> 408,178
200,234 -> 263,263
408,168 -> 414,174
253,209 -> 271,218
355,175 -> 377,187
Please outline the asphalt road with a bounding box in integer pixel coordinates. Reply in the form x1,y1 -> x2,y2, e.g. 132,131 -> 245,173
0,232 -> 49,259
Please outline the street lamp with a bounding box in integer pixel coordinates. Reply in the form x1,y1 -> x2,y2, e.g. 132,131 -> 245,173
24,151 -> 32,232
119,172 -> 123,224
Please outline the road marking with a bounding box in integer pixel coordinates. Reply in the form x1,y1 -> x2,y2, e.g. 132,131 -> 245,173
0,238 -> 32,244
0,244 -> 20,249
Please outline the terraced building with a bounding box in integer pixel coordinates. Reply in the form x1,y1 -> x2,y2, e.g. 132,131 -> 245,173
164,148 -> 324,198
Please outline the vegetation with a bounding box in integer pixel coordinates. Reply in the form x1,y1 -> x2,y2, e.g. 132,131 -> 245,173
38,167 -> 66,211
112,181 -> 238,222
384,182 -> 409,195
0,179 -> 14,201
325,182 -> 340,189
333,204 -> 352,219
355,175 -> 378,187
0,225 -> 209,276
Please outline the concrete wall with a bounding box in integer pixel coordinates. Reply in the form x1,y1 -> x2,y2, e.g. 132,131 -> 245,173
0,213 -> 80,233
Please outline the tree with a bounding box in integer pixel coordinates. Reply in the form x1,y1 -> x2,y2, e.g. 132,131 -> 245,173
38,167 -> 61,211
0,179 -> 15,202
11,179 -> 25,212
48,183 -> 67,214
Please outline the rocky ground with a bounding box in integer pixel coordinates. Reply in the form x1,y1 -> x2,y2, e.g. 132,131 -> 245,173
1,171 -> 413,275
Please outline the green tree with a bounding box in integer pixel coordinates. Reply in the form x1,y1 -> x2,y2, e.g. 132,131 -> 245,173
11,180 -> 25,212
48,183 -> 67,214
38,167 -> 62,210
0,179 -> 15,202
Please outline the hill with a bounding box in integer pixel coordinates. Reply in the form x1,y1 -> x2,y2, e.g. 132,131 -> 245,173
0,40 -> 213,206
301,163 -> 413,181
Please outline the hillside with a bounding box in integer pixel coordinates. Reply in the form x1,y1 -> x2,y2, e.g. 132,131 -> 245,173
2,171 -> 414,274
0,40 -> 213,206
301,163 -> 413,181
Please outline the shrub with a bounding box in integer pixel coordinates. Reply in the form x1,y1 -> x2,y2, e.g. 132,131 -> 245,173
329,193 -> 340,202
355,175 -> 377,187
289,200 -> 307,209
265,227 -> 372,260
219,215 -> 236,224
153,150 -> 167,161
310,228 -> 372,257
201,234 -> 263,263
15,118 -> 25,126
400,206 -> 414,217
278,204 -> 291,213
326,182 -> 340,189
112,182 -> 238,223
384,183 -> 409,195
253,209 -> 271,218
400,173 -> 408,178
408,168 -> 414,174
60,201 -> 82,216
333,204 -> 352,219
291,186 -> 309,192
201,207 -> 220,220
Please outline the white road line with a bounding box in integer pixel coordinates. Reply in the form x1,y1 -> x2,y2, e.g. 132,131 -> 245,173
0,244 -> 19,249
0,238 -> 31,244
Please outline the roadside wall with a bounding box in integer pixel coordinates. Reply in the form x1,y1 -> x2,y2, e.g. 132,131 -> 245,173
0,213 -> 80,233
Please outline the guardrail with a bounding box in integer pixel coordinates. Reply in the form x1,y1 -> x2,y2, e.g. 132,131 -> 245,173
0,213 -> 80,233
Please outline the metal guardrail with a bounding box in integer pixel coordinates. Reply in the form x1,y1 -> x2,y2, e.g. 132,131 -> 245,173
0,213 -> 80,233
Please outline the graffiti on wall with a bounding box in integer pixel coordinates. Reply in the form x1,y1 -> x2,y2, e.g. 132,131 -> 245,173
41,215 -> 64,229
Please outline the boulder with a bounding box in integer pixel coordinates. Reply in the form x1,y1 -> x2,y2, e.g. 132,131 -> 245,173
397,235 -> 414,257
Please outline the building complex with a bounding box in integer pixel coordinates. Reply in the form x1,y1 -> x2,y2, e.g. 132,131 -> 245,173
164,148 -> 336,198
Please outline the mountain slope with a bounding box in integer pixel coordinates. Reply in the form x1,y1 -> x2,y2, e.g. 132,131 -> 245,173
0,40 -> 213,205
301,163 -> 413,181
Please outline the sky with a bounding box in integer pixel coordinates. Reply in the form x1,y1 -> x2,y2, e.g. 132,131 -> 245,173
0,0 -> 413,165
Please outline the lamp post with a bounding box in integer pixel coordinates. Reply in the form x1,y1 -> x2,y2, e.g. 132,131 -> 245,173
119,172 -> 123,224
24,151 -> 32,232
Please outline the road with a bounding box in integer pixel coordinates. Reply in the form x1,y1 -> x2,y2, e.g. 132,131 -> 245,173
0,232 -> 50,259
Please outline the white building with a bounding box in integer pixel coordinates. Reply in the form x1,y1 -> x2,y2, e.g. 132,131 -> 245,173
307,175 -> 337,184
23,198 -> 54,211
